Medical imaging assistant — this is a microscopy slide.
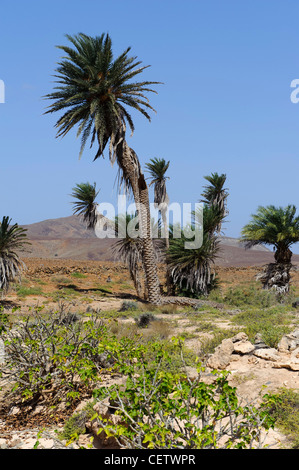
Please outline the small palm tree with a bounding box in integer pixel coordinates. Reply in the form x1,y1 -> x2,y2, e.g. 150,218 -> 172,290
70,182 -> 100,229
145,157 -> 170,248
112,213 -> 143,298
201,172 -> 228,233
0,217 -> 29,297
240,205 -> 299,293
167,204 -> 224,296
44,32 -> 162,304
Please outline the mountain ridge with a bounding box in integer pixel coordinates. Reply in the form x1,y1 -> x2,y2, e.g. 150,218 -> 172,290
19,215 -> 299,267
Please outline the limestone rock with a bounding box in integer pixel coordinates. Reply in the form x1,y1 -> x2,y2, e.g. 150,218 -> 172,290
231,332 -> 248,343
206,338 -> 234,370
253,348 -> 280,361
277,329 -> 299,352
254,333 -> 269,350
233,341 -> 255,355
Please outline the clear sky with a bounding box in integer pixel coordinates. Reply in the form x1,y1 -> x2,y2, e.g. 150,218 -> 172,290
0,0 -> 299,252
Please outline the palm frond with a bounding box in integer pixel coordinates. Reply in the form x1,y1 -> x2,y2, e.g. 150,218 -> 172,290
0,217 -> 29,293
44,32 -> 162,163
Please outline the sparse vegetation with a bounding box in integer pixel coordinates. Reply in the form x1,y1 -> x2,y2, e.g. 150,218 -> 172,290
0,264 -> 298,449
91,339 -> 278,449
231,306 -> 294,347
268,388 -> 299,448
15,285 -> 44,298
0,216 -> 30,298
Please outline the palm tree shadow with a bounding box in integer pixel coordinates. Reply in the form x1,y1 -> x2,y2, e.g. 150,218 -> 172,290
56,283 -> 140,301
0,300 -> 20,309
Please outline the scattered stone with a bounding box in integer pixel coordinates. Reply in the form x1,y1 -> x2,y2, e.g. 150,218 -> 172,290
254,333 -> 269,350
233,341 -> 255,355
253,348 -> 280,361
231,332 -> 248,343
206,338 -> 234,370
277,329 -> 299,352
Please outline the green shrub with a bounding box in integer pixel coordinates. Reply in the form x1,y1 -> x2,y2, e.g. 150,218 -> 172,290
16,286 -> 44,298
231,307 -> 292,347
91,338 -> 278,449
268,388 -> 299,448
118,300 -> 139,312
70,272 -> 87,279
0,308 -> 125,408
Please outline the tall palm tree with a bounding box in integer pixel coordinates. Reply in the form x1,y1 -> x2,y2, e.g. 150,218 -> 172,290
145,157 -> 170,248
0,217 -> 29,297
201,172 -> 228,233
240,205 -> 299,293
44,33 -> 162,304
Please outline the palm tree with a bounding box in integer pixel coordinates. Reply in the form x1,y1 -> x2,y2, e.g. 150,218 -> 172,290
112,213 -> 143,298
201,172 -> 228,233
240,205 -> 299,293
70,182 -> 100,229
167,204 -> 224,296
145,157 -> 170,248
0,217 -> 29,297
44,32 -> 162,304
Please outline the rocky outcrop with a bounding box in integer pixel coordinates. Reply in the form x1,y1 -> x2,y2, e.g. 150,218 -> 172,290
206,329 -> 299,371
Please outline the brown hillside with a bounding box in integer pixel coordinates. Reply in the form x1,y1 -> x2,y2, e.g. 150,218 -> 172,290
20,215 -> 299,267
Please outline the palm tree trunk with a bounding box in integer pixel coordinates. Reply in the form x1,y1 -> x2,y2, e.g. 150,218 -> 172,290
161,208 -> 169,250
138,173 -> 161,304
117,141 -> 161,304
161,207 -> 174,295
274,246 -> 292,264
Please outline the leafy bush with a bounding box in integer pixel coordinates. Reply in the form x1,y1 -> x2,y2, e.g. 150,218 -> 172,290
268,388 -> 299,448
0,308 -> 124,408
208,283 -> 299,308
231,307 -> 292,347
134,313 -> 156,328
91,338 -> 278,449
118,300 -> 139,312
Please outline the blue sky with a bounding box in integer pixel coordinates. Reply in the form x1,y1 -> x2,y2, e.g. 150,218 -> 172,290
0,0 -> 299,252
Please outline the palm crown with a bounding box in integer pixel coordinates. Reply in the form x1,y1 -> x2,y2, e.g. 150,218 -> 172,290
201,172 -> 228,234
44,33 -> 160,161
145,157 -> 170,206
240,205 -> 299,264
70,182 -> 100,229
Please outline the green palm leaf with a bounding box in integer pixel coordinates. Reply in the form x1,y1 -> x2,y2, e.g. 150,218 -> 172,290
0,217 -> 30,294
240,205 -> 299,263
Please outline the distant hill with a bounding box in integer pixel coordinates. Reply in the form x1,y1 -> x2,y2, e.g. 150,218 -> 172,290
19,215 -> 299,267
21,215 -> 98,240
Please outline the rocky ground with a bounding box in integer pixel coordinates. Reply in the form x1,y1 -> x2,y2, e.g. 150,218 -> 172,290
0,258 -> 298,449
